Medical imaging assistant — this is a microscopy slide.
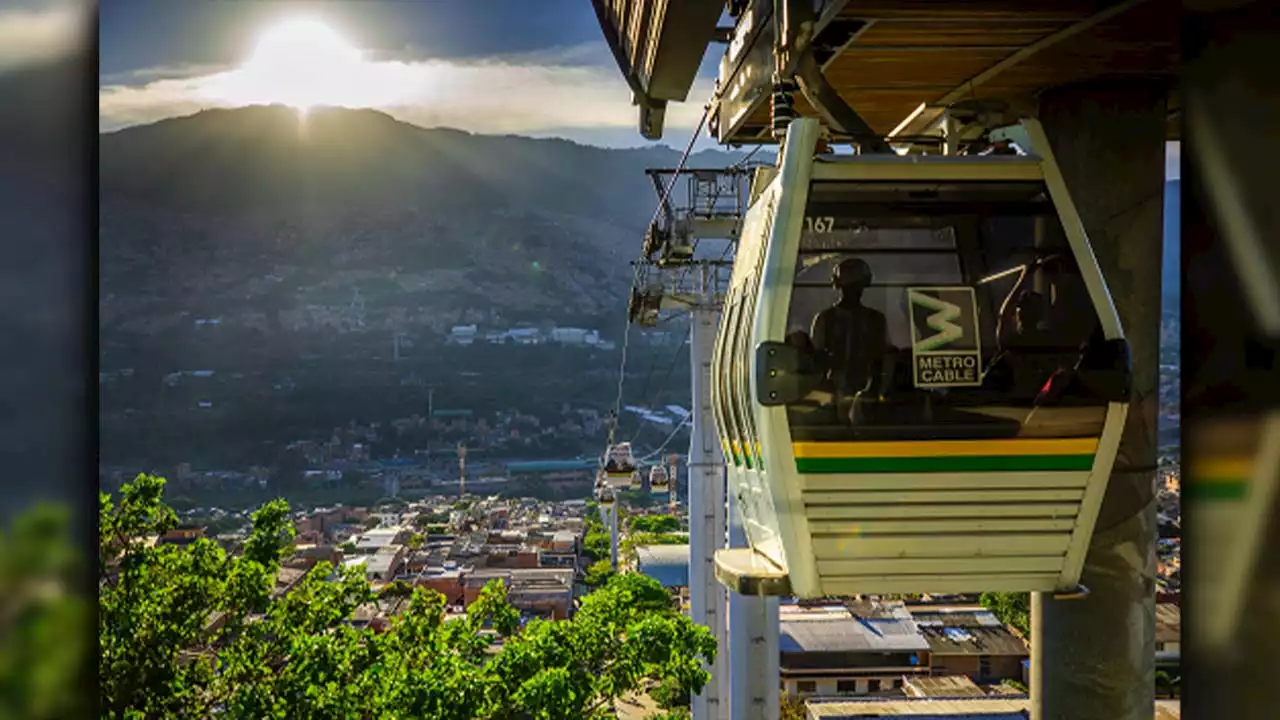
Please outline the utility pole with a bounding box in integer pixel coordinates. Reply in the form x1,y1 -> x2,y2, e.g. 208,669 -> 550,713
669,453 -> 680,514
610,502 -> 620,570
456,441 -> 466,497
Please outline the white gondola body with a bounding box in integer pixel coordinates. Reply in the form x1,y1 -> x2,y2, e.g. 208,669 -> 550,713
713,118 -> 1131,599
603,442 -> 639,487
649,464 -> 671,494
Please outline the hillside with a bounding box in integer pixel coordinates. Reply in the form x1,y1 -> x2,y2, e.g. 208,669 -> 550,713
1163,179 -> 1180,309
100,104 -> 749,340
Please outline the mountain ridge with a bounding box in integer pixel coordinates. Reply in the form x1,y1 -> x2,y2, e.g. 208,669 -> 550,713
99,104 -> 754,341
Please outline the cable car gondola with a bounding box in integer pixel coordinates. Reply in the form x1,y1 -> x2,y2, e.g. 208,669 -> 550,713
603,442 -> 639,488
713,117 -> 1132,599
649,464 -> 670,494
597,484 -> 617,509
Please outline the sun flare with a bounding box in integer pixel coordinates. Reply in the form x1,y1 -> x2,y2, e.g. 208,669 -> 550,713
195,16 -> 420,112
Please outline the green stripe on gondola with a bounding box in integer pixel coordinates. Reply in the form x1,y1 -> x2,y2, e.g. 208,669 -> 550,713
795,454 -> 1096,474
1185,480 -> 1247,501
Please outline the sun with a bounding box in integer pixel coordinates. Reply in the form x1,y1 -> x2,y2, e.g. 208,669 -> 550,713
197,16 -> 414,113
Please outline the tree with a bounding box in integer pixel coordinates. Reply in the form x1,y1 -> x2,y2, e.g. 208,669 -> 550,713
380,580 -> 415,601
619,489 -> 656,508
583,560 -> 615,588
99,475 -> 717,718
622,532 -> 685,563
780,693 -> 807,720
0,503 -> 91,720
629,515 -> 680,534
406,532 -> 425,550
979,592 -> 1030,637
583,530 -> 612,562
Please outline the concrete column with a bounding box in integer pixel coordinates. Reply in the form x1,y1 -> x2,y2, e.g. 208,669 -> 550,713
1031,80 -> 1167,720
689,303 -> 727,720
728,490 -> 780,720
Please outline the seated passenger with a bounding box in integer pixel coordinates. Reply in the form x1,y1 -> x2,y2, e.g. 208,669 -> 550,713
988,290 -> 1075,403
810,258 -> 890,423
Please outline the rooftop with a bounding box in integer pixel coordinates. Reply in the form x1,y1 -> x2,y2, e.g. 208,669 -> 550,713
636,544 -> 690,588
910,608 -> 1027,657
780,605 -> 929,654
805,696 -> 1030,719
467,568 -> 575,594
903,676 -> 986,699
344,554 -> 400,576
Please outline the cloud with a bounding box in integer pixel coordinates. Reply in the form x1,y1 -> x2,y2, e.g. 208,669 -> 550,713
98,40 -> 716,147
0,1 -> 84,73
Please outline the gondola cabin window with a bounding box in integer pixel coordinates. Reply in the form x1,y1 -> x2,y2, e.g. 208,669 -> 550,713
782,180 -> 1108,443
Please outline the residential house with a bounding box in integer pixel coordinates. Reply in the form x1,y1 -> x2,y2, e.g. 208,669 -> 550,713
779,601 -> 930,698
910,606 -> 1028,683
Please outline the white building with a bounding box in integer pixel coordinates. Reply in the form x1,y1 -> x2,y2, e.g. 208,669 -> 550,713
449,325 -> 478,345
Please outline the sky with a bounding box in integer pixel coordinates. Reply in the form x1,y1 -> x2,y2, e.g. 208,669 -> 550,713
0,0 -> 1179,171
95,0 -> 721,150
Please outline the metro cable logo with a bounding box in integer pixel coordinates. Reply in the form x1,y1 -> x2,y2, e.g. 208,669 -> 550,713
910,292 -> 965,351
908,287 -> 982,388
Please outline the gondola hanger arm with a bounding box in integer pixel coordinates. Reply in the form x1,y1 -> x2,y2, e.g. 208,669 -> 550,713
775,0 -> 892,154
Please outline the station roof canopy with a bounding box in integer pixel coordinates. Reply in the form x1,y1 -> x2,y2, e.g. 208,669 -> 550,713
592,0 -> 1180,144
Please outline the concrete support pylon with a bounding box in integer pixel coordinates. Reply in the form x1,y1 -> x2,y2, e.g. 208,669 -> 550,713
728,489 -> 780,720
689,301 -> 727,720
1031,79 -> 1167,720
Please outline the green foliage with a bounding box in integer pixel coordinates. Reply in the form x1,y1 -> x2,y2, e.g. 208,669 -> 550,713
381,580 -> 415,600
583,530 -> 612,562
340,540 -> 357,554
0,503 -> 91,720
618,489 -> 657,508
627,532 -> 685,546
407,532 -> 425,550
979,592 -> 1030,637
780,693 -> 808,720
622,532 -> 685,563
584,560 -> 616,588
629,515 -> 680,534
1003,679 -> 1028,693
98,474 -> 717,718
414,511 -> 450,529
362,516 -> 382,529
1155,670 -> 1180,698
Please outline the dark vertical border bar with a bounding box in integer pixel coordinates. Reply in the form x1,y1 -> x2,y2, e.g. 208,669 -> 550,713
1181,2 -> 1280,719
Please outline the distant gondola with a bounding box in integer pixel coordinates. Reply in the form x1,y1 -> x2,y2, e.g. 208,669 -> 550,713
649,464 -> 670,494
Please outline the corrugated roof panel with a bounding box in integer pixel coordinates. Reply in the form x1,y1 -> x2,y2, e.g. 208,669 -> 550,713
636,544 -> 689,588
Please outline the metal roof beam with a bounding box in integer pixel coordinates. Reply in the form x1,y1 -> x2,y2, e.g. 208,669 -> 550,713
887,0 -> 1157,141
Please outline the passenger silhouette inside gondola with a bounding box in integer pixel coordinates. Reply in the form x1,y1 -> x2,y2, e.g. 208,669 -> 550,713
990,285 -> 1069,403
810,258 -> 890,420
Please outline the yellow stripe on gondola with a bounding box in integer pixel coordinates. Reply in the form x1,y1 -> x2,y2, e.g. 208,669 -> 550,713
1190,458 -> 1254,481
792,438 -> 1099,459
